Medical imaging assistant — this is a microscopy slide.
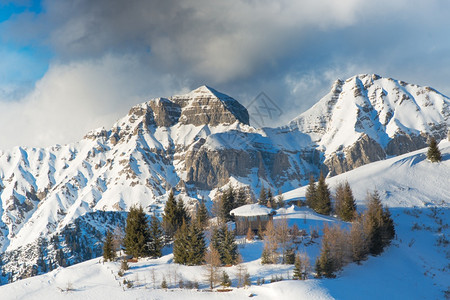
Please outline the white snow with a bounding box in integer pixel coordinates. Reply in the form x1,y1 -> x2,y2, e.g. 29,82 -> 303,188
230,204 -> 274,217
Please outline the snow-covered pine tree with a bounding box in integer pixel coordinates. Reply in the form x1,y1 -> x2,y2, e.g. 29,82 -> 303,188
427,137 -> 442,162
124,205 -> 150,258
103,230 -> 116,261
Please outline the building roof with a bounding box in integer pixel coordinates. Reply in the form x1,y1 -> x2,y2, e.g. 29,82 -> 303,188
230,204 -> 275,217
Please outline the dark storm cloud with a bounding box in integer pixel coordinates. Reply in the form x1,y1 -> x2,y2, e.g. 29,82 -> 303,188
0,0 -> 449,149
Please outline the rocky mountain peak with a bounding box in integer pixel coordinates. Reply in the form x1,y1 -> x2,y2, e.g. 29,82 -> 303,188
171,85 -> 250,126
122,86 -> 250,130
290,74 -> 449,175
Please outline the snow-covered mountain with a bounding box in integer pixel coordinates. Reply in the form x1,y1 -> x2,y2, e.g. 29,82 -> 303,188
289,74 -> 449,175
0,75 -> 448,283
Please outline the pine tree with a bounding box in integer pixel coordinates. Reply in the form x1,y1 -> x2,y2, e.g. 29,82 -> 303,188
162,190 -> 179,238
221,271 -> 232,287
196,199 -> 209,228
103,230 -> 116,261
220,186 -> 235,222
260,245 -> 272,264
187,222 -> 206,265
335,181 -> 356,221
364,191 -> 384,256
211,225 -> 238,265
315,237 -> 335,278
427,137 -> 442,162
293,254 -> 302,280
381,206 -> 396,248
235,187 -> 247,207
177,198 -> 190,225
276,192 -> 284,209
258,186 -> 267,206
173,220 -> 189,265
221,226 -> 238,265
124,205 -> 150,258
267,188 -> 275,208
148,213 -> 163,258
315,172 -> 331,215
305,176 -> 317,210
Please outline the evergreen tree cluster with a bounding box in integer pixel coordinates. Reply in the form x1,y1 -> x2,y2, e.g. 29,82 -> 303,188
210,225 -> 238,265
258,186 -> 284,209
334,181 -> 357,221
315,190 -> 395,278
217,186 -> 248,223
173,221 -> 206,266
305,172 -> 332,215
162,190 -> 190,239
121,205 -> 163,259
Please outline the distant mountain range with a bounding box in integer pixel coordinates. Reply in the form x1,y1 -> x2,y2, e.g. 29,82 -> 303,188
0,74 -> 448,282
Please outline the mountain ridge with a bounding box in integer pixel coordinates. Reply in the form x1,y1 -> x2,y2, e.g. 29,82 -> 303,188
0,74 -> 448,283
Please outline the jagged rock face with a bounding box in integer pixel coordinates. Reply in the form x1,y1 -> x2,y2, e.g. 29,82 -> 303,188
385,134 -> 428,156
185,147 -> 295,190
324,134 -> 386,176
171,86 -> 249,126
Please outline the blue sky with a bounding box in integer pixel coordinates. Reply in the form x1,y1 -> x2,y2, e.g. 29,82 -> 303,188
0,0 -> 450,149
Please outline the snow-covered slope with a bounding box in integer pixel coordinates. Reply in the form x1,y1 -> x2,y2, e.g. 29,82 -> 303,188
283,140 -> 450,208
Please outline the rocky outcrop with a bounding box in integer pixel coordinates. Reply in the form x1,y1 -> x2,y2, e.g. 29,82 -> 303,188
148,98 -> 181,127
172,86 -> 249,126
385,133 -> 428,156
324,134 -> 386,176
185,147 -> 299,190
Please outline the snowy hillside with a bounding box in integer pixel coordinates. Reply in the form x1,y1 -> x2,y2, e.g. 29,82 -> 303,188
1,141 -> 448,299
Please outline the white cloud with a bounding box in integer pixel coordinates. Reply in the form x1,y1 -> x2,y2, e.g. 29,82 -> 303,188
0,54 -> 188,150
